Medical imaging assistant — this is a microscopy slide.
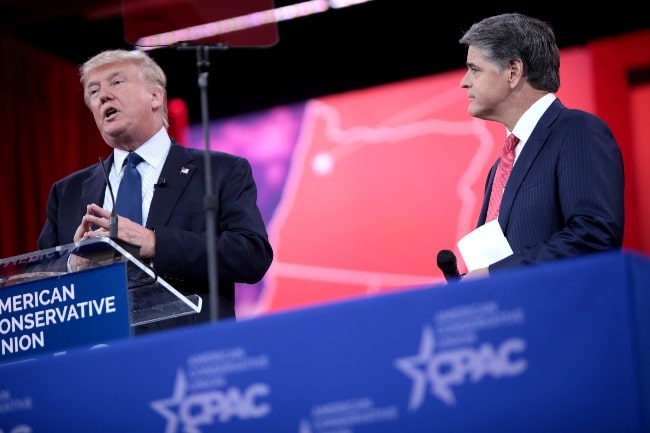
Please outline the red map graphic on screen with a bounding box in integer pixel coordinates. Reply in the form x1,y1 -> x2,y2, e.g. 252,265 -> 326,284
188,48 -> 594,318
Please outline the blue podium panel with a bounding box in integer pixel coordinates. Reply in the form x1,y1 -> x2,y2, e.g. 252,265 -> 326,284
0,263 -> 130,366
0,251 -> 648,433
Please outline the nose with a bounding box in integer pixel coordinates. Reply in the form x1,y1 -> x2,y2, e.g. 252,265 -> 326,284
460,71 -> 470,88
99,89 -> 113,103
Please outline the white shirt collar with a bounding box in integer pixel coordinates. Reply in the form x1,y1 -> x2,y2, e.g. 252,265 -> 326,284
113,127 -> 171,171
510,93 -> 556,143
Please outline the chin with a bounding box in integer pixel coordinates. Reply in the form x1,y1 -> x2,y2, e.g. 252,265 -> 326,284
102,124 -> 125,137
468,104 -> 484,119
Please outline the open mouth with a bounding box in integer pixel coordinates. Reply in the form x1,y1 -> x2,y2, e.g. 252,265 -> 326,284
104,107 -> 117,119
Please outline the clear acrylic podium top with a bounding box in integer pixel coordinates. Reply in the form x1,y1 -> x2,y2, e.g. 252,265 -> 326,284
0,237 -> 202,327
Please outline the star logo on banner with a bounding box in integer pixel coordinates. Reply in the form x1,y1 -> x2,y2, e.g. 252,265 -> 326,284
150,369 -> 187,433
395,324 -> 528,410
394,325 -> 441,410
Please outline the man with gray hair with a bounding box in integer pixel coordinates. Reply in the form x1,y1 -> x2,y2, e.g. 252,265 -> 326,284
457,13 -> 624,279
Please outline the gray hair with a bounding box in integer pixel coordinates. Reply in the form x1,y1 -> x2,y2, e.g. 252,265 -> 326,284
459,13 -> 560,92
80,49 -> 169,128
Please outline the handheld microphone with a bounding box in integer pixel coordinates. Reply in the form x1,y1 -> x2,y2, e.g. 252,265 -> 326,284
99,156 -> 118,239
437,249 -> 461,282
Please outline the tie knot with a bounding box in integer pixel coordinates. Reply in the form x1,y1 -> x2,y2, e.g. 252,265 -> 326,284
504,134 -> 519,153
124,152 -> 144,166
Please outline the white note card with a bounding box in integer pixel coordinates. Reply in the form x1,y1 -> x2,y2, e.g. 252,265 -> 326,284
457,219 -> 513,272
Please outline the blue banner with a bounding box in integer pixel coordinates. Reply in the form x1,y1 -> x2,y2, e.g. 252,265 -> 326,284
0,251 -> 648,432
0,263 -> 130,366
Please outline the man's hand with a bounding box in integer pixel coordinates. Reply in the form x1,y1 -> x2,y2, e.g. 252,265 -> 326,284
75,203 -> 156,258
461,267 -> 490,281
68,254 -> 91,272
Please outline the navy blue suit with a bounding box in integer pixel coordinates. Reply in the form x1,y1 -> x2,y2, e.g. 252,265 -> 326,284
477,99 -> 625,270
38,142 -> 273,325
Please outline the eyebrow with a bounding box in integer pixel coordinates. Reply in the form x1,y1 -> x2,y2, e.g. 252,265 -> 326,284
86,70 -> 125,89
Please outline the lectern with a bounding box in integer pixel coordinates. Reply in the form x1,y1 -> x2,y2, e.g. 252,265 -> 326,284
0,237 -> 202,364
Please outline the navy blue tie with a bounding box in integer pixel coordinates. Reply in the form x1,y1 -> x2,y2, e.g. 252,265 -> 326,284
116,152 -> 144,224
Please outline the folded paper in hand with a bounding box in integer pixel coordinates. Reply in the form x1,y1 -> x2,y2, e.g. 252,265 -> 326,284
457,220 -> 513,272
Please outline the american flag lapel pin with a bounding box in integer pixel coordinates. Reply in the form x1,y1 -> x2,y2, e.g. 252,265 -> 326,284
180,167 -> 190,174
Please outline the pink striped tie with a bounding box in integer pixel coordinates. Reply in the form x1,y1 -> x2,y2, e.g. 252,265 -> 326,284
486,134 -> 520,222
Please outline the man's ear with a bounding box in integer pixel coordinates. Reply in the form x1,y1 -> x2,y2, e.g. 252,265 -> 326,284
508,59 -> 524,86
151,86 -> 164,110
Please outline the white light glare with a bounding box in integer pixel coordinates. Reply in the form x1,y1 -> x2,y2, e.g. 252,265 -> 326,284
135,0 -> 375,49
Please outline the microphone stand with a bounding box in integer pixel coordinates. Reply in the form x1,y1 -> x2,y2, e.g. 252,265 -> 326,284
178,43 -> 227,322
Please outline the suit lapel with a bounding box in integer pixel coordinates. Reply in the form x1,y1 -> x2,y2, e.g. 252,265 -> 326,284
500,99 -> 564,225
146,144 -> 198,227
81,160 -> 110,208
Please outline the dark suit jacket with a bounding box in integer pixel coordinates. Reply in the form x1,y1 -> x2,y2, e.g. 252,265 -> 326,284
476,99 -> 625,271
38,141 -> 273,326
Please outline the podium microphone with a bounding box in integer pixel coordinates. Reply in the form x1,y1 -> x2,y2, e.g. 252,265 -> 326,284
437,249 -> 461,282
99,156 -> 141,258
99,156 -> 119,239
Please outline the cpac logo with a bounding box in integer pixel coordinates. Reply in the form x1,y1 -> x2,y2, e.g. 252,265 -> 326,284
394,326 -> 527,409
150,369 -> 271,433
